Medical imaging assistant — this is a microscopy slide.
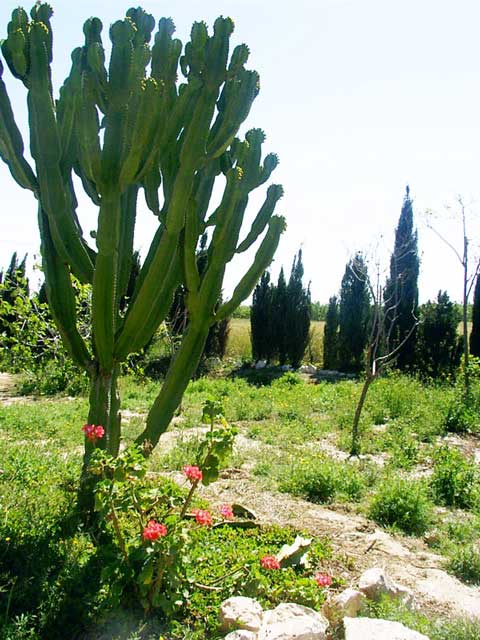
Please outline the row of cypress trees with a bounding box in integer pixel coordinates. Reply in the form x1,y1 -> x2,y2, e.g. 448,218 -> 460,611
250,250 -> 311,368
323,187 -> 480,376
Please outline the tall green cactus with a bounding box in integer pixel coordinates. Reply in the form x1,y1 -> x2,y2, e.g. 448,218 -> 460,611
0,5 -> 285,467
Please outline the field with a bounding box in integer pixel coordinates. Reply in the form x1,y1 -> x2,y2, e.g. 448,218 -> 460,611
226,319 -> 325,363
1,368 -> 480,639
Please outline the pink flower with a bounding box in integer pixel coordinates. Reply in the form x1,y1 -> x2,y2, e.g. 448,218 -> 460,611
143,520 -> 168,541
315,572 -> 333,588
82,424 -> 105,443
260,555 -> 280,570
220,504 -> 234,519
193,509 -> 213,526
183,465 -> 203,483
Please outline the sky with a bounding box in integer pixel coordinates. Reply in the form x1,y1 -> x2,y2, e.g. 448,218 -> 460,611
1,0 -> 480,303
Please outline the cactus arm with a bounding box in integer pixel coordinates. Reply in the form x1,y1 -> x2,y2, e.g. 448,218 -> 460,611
116,184 -> 138,304
216,215 -> 286,321
38,206 -> 92,369
136,320 -> 211,449
114,231 -> 182,359
236,184 -> 284,253
0,60 -> 37,191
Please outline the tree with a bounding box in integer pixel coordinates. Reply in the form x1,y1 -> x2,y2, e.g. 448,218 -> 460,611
323,295 -> 339,369
251,270 -> 274,362
425,197 -> 480,395
384,186 -> 419,371
0,6 -> 285,493
415,292 -> 462,379
274,267 -> 289,365
470,274 -> 480,358
285,250 -> 311,368
0,252 -> 29,343
338,253 -> 371,373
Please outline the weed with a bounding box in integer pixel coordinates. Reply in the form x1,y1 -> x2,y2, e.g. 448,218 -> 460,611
446,544 -> 480,585
430,446 -> 479,509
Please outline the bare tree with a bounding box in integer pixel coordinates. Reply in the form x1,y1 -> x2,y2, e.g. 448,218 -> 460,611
350,258 -> 418,456
425,196 -> 480,398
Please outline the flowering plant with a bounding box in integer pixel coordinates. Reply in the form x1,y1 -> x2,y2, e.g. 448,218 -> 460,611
88,399 -> 237,615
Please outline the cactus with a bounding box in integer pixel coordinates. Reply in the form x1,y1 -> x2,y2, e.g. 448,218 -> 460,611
0,6 -> 285,469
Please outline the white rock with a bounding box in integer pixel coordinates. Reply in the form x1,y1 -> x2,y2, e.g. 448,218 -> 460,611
322,588 -> 365,622
258,603 -> 329,639
224,631 -> 258,640
358,567 -> 414,607
344,617 -> 430,640
219,596 -> 264,632
280,364 -> 293,371
299,364 -> 317,374
255,360 -> 267,369
474,449 -> 480,465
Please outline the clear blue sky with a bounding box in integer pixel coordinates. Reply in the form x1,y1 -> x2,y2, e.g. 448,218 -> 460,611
1,0 -> 480,303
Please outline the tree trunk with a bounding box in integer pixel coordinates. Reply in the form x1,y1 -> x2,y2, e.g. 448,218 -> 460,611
351,374 -> 373,456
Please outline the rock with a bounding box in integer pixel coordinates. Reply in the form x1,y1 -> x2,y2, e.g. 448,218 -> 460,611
474,449 -> 480,465
277,535 -> 312,568
358,568 -> 415,607
224,631 -> 258,640
299,364 -> 317,374
255,360 -> 267,369
322,588 -> 365,623
343,617 -> 430,639
258,603 -> 329,639
219,596 -> 264,632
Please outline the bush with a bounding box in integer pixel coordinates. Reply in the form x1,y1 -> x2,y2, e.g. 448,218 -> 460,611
369,477 -> 433,535
446,543 -> 480,585
279,456 -> 365,504
431,446 -> 479,509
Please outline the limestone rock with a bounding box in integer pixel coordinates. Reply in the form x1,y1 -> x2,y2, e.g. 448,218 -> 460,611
258,603 -> 329,639
322,588 -> 365,623
299,364 -> 317,374
358,567 -> 414,606
255,360 -> 267,369
344,617 -> 430,639
224,631 -> 258,640
219,596 -> 264,632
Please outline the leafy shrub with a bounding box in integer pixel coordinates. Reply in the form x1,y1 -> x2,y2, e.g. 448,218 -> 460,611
279,456 -> 365,503
446,543 -> 480,585
369,477 -> 433,535
445,396 -> 480,434
431,446 -> 479,509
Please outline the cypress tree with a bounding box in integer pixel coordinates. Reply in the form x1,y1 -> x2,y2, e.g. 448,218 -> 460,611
470,274 -> 480,358
274,267 -> 289,365
384,186 -> 420,370
415,291 -> 462,379
323,295 -> 339,369
338,253 -> 371,373
251,271 -> 274,362
285,250 -> 311,368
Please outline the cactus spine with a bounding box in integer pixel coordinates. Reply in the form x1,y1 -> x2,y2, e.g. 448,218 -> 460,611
0,5 -> 285,470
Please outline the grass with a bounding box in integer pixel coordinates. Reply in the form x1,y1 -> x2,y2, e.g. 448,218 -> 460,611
1,367 -> 480,637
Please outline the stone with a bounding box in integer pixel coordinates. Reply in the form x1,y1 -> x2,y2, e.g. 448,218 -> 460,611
258,603 -> 329,639
322,588 -> 365,623
299,364 -> 317,374
224,631 -> 258,640
343,617 -> 430,639
219,596 -> 264,632
358,567 -> 414,607
255,360 -> 267,369
277,535 -> 312,568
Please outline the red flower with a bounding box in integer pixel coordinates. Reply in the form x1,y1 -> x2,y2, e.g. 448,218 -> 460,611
193,509 -> 213,526
82,424 -> 105,443
183,465 -> 202,483
143,520 -> 168,541
315,572 -> 333,588
219,504 -> 234,519
260,555 -> 280,570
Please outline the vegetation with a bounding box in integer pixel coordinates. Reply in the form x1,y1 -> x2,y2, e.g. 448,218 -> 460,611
384,186 -> 420,371
323,295 -> 339,369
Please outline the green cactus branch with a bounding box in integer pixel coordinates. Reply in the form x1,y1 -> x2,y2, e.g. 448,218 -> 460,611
0,4 -> 285,478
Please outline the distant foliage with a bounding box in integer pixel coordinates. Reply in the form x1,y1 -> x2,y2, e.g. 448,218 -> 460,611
470,274 -> 480,358
415,291 -> 462,379
251,271 -> 275,362
250,251 -> 311,367
338,253 -> 371,373
232,305 -> 251,319
323,296 -> 339,369
310,301 -> 327,321
384,186 -> 420,371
